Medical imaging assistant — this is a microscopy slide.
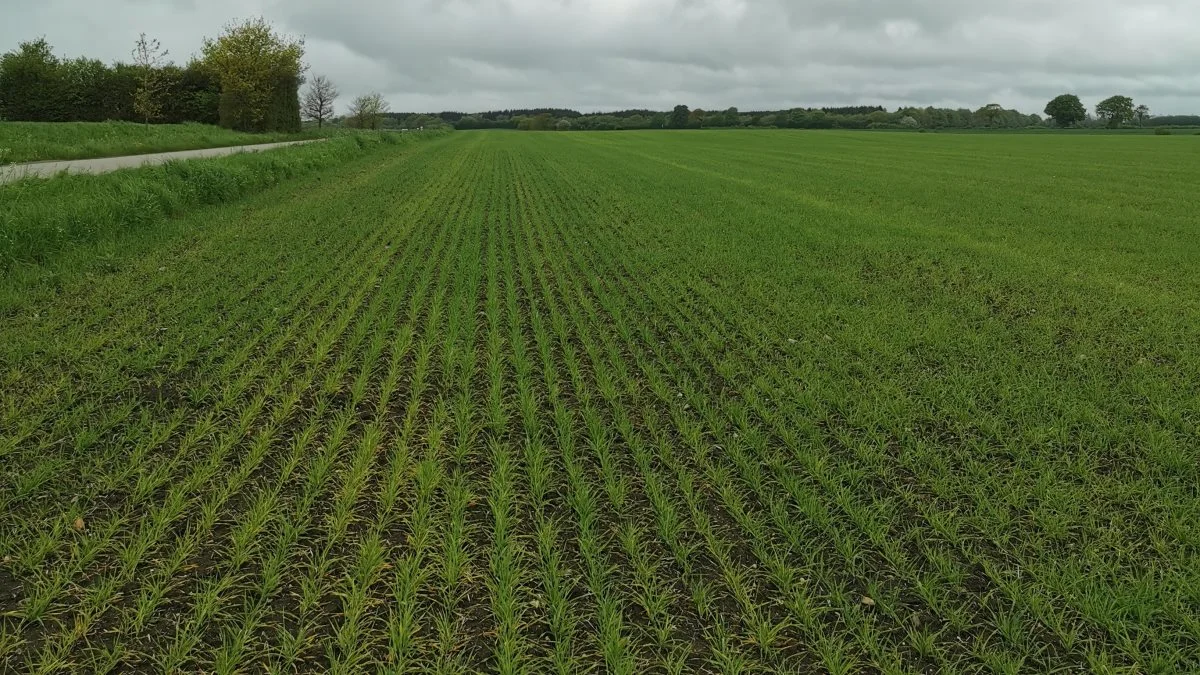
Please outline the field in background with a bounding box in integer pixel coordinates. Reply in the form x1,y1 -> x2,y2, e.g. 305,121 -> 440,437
1,130 -> 1197,673
0,121 -> 322,165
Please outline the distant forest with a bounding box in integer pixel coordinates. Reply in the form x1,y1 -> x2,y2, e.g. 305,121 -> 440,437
368,105 -> 1199,132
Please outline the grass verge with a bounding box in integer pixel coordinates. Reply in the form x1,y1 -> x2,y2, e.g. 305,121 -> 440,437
0,121 -> 324,165
0,129 -> 450,274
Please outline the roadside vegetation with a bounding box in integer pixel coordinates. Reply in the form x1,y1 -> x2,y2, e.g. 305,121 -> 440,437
1,18 -> 304,133
0,128 -> 448,275
1,130 -> 1196,672
0,121 -> 321,165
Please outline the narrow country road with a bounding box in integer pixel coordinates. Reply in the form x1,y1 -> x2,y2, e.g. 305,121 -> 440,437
0,139 -> 323,184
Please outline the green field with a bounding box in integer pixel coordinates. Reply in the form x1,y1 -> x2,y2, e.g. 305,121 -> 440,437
0,121 -> 321,165
1,130 -> 1197,673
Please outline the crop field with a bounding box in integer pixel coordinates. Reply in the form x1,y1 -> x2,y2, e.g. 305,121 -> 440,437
1,130 -> 1198,673
0,121 -> 320,165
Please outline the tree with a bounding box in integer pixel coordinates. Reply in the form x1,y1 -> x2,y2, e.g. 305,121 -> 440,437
1095,95 -> 1135,128
301,74 -> 338,128
201,17 -> 305,132
131,34 -> 169,125
1134,104 -> 1151,126
1043,94 -> 1086,127
347,92 -> 389,129
668,104 -> 689,129
977,103 -> 1004,126
0,39 -> 66,121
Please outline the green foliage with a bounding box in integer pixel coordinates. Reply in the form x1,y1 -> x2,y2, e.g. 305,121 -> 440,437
0,39 -> 66,121
0,39 -> 218,125
1095,95 -> 1135,128
1155,127 -> 1173,135
1044,94 -> 1087,127
668,104 -> 690,129
516,112 -> 554,130
200,17 -> 304,132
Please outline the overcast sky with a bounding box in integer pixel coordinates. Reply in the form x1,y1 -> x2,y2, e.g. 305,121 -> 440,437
4,0 -> 1199,115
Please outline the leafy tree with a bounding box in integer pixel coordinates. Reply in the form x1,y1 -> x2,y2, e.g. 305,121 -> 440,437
201,17 -> 305,132
900,116 -> 920,129
301,74 -> 338,128
0,39 -> 66,121
1043,94 -> 1086,127
1095,95 -> 1134,128
131,34 -> 169,125
348,92 -> 389,129
977,103 -> 1004,126
1134,104 -> 1151,125
668,104 -> 690,129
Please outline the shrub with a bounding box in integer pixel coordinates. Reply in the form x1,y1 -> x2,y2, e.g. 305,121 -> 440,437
1155,128 -> 1172,135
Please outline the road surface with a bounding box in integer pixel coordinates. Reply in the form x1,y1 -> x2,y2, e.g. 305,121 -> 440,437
0,139 -> 323,184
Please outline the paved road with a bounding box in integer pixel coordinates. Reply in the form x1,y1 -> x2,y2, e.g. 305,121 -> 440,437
0,139 -> 323,184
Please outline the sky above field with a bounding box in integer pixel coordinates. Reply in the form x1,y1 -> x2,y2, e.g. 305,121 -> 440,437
5,0 -> 1200,116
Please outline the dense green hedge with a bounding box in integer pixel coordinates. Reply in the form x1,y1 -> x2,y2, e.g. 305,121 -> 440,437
0,39 -> 297,131
0,40 -> 218,125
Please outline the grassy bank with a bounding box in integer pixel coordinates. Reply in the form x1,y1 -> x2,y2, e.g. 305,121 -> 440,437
0,121 -> 324,165
0,128 -> 449,273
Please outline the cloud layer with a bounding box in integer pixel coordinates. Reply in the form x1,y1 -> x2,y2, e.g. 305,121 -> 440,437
5,0 -> 1199,115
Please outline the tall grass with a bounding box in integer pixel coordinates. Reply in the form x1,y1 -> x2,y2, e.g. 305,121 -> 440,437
0,121 -> 322,165
0,129 -> 449,271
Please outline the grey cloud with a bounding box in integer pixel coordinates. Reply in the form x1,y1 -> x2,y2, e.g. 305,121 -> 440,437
3,0 -> 1198,115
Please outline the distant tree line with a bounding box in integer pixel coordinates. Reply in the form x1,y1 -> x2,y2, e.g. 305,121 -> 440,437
440,104 -> 1043,131
440,95 -> 1194,132
1145,115 -> 1200,127
0,19 -> 305,132
322,110 -> 449,131
1042,93 -> 1174,129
